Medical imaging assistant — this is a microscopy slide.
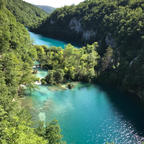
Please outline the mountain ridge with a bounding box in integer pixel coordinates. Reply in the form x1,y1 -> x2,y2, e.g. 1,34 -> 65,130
36,5 -> 55,13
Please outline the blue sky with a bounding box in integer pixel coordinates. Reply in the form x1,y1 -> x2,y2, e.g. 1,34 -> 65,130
24,0 -> 84,8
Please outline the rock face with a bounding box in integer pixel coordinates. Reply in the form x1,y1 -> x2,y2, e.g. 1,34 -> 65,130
82,30 -> 96,41
69,18 -> 118,44
69,17 -> 82,33
50,19 -> 55,24
69,17 -> 96,41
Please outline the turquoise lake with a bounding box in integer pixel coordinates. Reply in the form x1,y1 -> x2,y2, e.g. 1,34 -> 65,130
29,31 -> 67,48
26,31 -> 144,144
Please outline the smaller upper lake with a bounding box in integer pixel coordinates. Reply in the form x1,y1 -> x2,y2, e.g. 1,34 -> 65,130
29,31 -> 67,48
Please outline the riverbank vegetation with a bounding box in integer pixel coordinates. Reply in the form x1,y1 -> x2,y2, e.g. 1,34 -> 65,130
35,43 -> 99,84
35,42 -> 115,85
0,1 -> 65,143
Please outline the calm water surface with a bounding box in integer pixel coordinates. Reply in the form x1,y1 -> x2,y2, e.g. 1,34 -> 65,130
29,31 -> 67,48
25,31 -> 144,144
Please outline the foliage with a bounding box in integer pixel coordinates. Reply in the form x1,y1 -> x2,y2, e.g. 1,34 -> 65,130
0,3 -> 37,92
6,0 -> 48,28
36,120 -> 66,144
0,1 -> 65,144
36,42 -> 100,84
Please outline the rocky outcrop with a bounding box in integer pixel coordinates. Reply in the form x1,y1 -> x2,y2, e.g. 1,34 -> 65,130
82,30 -> 96,41
69,17 -> 97,41
50,19 -> 55,24
69,17 -> 82,33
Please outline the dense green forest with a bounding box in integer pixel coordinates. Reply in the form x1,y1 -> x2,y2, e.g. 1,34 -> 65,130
31,0 -> 144,99
0,0 -> 65,143
34,42 -> 115,86
6,0 -> 48,28
35,42 -> 101,85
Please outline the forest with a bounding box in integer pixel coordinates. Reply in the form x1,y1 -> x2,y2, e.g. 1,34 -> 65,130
35,42 -> 114,85
6,0 -> 48,28
0,0 -> 65,143
31,0 -> 144,100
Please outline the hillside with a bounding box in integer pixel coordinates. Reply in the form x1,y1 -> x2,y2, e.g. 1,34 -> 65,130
0,0 -> 65,143
36,5 -> 55,13
31,0 -> 144,99
6,0 -> 48,28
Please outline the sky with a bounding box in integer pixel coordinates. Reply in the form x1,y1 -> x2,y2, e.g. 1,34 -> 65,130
24,0 -> 85,8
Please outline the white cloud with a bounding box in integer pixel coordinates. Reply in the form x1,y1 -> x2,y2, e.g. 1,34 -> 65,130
23,0 -> 84,8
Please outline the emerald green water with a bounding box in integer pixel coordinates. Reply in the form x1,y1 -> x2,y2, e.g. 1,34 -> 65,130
26,31 -> 144,144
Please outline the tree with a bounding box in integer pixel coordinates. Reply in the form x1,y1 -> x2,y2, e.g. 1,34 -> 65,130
101,46 -> 113,71
36,120 -> 66,144
53,69 -> 65,83
45,120 -> 65,144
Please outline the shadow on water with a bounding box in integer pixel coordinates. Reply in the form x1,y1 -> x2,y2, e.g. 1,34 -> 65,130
98,84 -> 144,137
28,30 -> 82,48
76,82 -> 92,89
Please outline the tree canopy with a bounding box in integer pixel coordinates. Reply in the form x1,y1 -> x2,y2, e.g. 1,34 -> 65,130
6,0 -> 48,28
0,1 -> 65,143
